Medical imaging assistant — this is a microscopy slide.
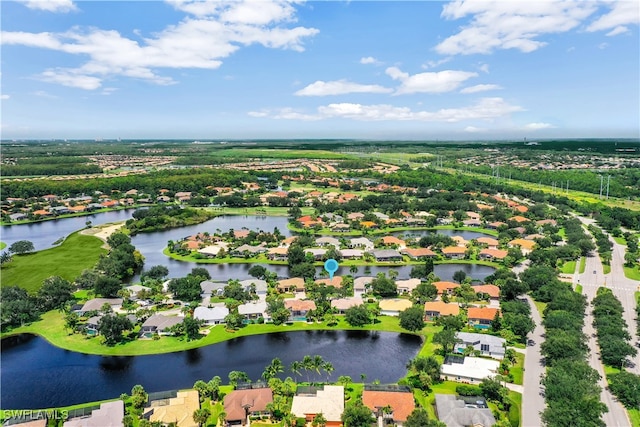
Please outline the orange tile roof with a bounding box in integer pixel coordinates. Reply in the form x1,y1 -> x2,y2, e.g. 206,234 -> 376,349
360,221 -> 378,228
433,281 -> 460,294
508,239 -> 536,250
424,301 -> 461,316
476,237 -> 499,246
381,236 -> 405,245
68,205 -> 86,212
513,205 -> 529,213
473,284 -> 500,298
284,299 -> 317,311
362,391 -> 415,422
509,215 -> 530,223
315,276 -> 343,288
467,307 -> 500,321
479,248 -> 508,259
402,248 -> 437,258
442,246 -> 466,254
33,209 -> 51,216
277,277 -> 306,291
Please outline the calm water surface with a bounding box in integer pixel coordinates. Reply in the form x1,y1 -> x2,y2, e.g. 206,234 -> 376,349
1,331 -> 422,409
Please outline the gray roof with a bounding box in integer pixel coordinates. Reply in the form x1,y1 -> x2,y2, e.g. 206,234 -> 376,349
315,237 -> 340,246
141,314 -> 183,331
64,400 -> 125,427
233,244 -> 267,254
456,332 -> 506,355
434,394 -> 496,427
79,298 -> 123,312
194,306 -> 229,322
369,249 -> 402,259
354,276 -> 374,290
200,280 -> 227,294
239,279 -> 268,293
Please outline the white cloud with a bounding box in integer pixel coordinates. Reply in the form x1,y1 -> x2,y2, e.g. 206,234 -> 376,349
360,56 -> 381,65
587,1 -> 639,33
524,122 -> 555,130
0,94 -> 10,100
436,1 -> 598,55
385,67 -> 478,94
422,57 -> 452,69
479,63 -> 490,73
32,90 -> 58,98
460,84 -> 502,94
598,42 -> 609,49
252,97 -> 523,122
295,80 -> 392,96
605,25 -> 630,36
18,0 -> 77,13
464,126 -> 487,132
1,0 -> 318,90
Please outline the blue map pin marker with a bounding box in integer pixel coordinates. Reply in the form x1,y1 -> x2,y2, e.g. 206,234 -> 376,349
324,258 -> 339,280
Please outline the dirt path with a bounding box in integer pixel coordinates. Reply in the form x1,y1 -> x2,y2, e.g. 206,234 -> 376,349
80,222 -> 126,247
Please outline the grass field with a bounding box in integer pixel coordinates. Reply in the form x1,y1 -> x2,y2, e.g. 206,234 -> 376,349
0,241 -> 6,250
2,310 -> 437,356
511,353 -> 525,385
575,284 -> 583,294
613,236 -> 627,245
603,264 -> 611,274
0,231 -> 106,293
560,260 -> 576,274
624,266 -> 640,281
579,256 -> 586,274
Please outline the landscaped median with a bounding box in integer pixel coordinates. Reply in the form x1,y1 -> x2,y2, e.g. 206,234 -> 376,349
1,310 -> 439,356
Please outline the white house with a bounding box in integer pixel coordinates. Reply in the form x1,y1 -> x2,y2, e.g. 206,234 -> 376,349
441,357 -> 500,384
194,306 -> 229,325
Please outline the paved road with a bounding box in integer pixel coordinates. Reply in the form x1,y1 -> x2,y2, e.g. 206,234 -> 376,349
577,219 -> 632,427
521,294 -> 546,427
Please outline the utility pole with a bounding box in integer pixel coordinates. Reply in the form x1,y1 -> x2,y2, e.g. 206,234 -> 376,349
599,175 -> 604,199
606,175 -> 611,199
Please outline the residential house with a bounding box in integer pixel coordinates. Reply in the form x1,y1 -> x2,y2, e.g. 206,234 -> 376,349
401,247 -> 437,259
354,276 -> 374,296
315,276 -> 343,289
141,314 -> 183,335
441,356 -> 500,384
304,248 -> 327,261
462,219 -> 482,227
487,221 -> 506,230
466,211 -> 480,220
395,278 -> 421,294
198,243 -> 228,257
238,301 -> 269,322
441,246 -> 466,260
284,299 -> 317,321
360,221 -> 378,229
424,301 -> 460,321
347,212 -> 365,221
434,394 -> 496,427
338,249 -> 364,259
239,279 -> 268,296
200,281 -> 227,297
64,400 -> 125,427
232,244 -> 267,257
433,281 -> 460,296
478,248 -> 508,261
475,237 -> 499,249
536,219 -> 558,227
277,278 -> 305,293
194,306 -> 229,325
472,284 -> 500,301
331,223 -> 351,232
291,385 -> 344,426
455,332 -> 506,359
525,233 -> 545,241
316,237 -> 341,248
508,215 -> 530,223
124,284 -> 151,300
267,247 -> 289,261
362,389 -> 415,427
224,388 -> 273,426
233,229 -> 250,239
349,237 -> 374,251
373,212 -> 389,220
369,249 -> 403,262
508,238 -> 536,254
330,297 -> 364,314
9,212 -> 27,221
76,298 -> 123,316
452,236 -> 468,247
379,299 -> 413,316
380,236 -> 406,248
146,390 -> 199,427
467,307 -> 500,329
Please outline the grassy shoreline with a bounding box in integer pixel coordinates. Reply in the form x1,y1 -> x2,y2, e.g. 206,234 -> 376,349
1,311 -> 432,356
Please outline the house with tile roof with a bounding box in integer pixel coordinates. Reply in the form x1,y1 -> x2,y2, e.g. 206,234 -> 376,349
467,307 -> 500,329
362,389 -> 415,427
433,281 -> 460,296
434,394 -> 496,427
277,277 -> 305,293
224,388 -> 273,426
472,284 -> 500,300
284,299 -> 317,321
424,301 -> 461,321
379,299 -> 413,316
291,385 -> 344,426
331,297 -> 364,314
401,247 -> 437,259
478,248 -> 509,261
455,332 -> 506,359
442,246 -> 466,259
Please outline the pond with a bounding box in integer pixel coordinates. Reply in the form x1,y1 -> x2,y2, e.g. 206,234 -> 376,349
0,331 -> 422,409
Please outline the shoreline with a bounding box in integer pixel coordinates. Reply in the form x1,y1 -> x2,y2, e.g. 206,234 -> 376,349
0,311 -> 427,357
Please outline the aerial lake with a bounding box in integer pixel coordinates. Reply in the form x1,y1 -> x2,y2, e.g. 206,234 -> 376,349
1,331 -> 422,409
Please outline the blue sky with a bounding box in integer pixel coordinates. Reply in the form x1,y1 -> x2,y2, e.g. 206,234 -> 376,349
1,0 -> 639,140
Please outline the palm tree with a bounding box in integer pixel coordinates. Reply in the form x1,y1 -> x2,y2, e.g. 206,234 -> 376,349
312,413 -> 327,427
192,408 -> 211,427
217,411 -> 226,427
263,357 -> 284,381
302,355 -> 314,383
349,265 -> 359,275
322,361 -> 334,382
290,361 -> 303,380
312,355 -> 324,376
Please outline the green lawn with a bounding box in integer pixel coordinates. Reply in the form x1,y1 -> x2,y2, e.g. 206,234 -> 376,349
629,409 -> 640,427
613,236 -> 627,245
0,241 -> 6,250
0,231 -> 106,293
560,260 -> 576,274
533,301 -> 547,315
603,264 -> 611,274
510,353 -> 525,385
623,266 -> 640,281
579,257 -> 586,274
2,311 -> 433,356
575,284 -> 583,294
